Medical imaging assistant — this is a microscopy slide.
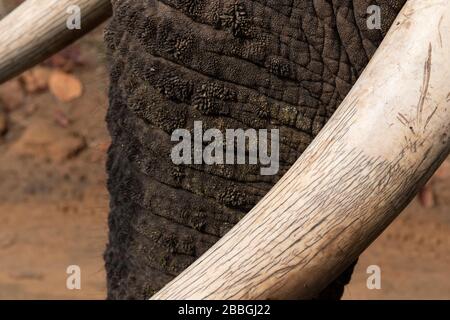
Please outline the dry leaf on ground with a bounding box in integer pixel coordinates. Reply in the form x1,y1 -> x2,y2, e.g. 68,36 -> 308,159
44,46 -> 83,72
9,119 -> 86,163
418,183 -> 435,208
0,79 -> 25,111
20,66 -> 51,93
435,160 -> 450,180
48,70 -> 83,102
54,109 -> 71,128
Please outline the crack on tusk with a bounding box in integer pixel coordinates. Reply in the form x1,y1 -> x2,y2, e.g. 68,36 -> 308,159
397,112 -> 415,134
424,105 -> 439,131
416,43 -> 433,129
438,15 -> 444,48
396,43 -> 435,138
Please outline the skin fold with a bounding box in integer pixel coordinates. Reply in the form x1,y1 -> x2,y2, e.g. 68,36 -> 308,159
103,0 -> 406,299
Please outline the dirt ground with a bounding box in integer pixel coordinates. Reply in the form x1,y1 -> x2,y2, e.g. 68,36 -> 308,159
0,20 -> 449,299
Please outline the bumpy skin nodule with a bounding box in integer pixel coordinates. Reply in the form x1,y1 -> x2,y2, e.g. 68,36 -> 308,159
104,0 -> 405,299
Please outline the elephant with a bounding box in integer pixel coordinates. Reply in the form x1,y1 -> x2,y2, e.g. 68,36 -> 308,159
1,0 -> 449,300
101,0 -> 406,299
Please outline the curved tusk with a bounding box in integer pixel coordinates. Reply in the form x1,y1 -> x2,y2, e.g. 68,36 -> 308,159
152,0 -> 450,300
0,0 -> 112,84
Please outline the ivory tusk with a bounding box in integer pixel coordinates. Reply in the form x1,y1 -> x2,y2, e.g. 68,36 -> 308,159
152,0 -> 450,300
0,0 -> 112,84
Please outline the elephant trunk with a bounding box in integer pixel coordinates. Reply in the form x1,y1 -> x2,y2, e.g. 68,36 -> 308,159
0,0 -> 112,84
2,0 -> 448,300
152,0 -> 450,299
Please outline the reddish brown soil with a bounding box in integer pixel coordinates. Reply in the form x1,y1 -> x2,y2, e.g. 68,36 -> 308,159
0,26 -> 110,299
0,24 -> 448,300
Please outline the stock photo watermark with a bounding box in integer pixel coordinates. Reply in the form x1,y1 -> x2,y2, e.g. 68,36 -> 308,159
63,3 -> 382,32
171,121 -> 280,176
66,5 -> 81,30
367,5 -> 382,30
366,265 -> 381,290
66,265 -> 81,290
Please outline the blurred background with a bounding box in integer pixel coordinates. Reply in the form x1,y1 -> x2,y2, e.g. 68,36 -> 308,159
0,0 -> 448,299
